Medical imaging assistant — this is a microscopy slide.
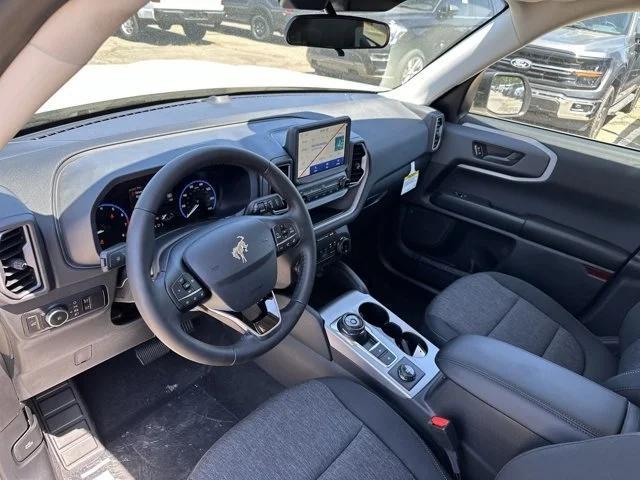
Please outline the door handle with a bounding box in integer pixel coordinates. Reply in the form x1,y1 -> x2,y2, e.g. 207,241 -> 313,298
472,142 -> 523,165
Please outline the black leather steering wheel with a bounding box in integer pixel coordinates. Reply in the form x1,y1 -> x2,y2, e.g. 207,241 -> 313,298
126,146 -> 316,366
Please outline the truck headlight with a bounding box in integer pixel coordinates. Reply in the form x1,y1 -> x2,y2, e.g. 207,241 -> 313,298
570,59 -> 610,88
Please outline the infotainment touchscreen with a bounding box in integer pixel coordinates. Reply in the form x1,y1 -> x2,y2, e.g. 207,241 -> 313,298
285,117 -> 351,184
296,121 -> 348,179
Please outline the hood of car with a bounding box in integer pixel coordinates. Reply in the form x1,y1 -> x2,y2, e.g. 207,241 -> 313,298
531,27 -> 627,58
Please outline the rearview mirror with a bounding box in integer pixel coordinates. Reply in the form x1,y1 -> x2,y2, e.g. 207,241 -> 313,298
286,14 -> 390,49
474,72 -> 532,118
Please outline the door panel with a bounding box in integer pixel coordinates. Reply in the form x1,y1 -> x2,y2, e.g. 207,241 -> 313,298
391,116 -> 640,333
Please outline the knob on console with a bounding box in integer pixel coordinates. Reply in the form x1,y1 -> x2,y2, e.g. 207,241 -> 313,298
397,364 -> 417,383
45,306 -> 69,328
338,314 -> 367,342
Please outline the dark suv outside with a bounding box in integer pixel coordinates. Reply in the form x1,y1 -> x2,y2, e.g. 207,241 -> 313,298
306,0 -> 506,88
492,13 -> 640,138
223,0 -> 299,41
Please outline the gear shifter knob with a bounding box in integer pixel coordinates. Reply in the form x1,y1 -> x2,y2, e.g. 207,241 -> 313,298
338,314 -> 367,342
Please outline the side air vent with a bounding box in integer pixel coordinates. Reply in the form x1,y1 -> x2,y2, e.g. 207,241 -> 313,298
432,114 -> 444,151
0,226 -> 42,299
349,143 -> 367,185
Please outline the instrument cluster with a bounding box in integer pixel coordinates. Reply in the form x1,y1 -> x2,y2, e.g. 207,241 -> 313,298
94,166 -> 251,250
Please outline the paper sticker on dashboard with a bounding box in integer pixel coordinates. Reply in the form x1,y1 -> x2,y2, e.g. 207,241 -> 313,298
401,162 -> 419,195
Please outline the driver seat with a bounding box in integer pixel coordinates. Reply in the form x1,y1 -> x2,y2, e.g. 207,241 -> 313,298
189,377 -> 638,480
189,378 -> 446,480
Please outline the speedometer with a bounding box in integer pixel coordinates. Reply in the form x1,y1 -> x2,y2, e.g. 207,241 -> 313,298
179,180 -> 217,221
96,203 -> 129,249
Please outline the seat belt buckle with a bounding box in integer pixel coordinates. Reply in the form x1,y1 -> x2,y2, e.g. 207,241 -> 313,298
427,416 -> 462,480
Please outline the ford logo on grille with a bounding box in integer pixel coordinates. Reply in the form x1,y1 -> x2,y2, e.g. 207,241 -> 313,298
511,58 -> 532,70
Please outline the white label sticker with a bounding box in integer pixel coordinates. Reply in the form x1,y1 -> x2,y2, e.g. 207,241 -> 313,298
401,161 -> 419,195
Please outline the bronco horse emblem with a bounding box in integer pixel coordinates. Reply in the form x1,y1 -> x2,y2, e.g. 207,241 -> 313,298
231,236 -> 249,263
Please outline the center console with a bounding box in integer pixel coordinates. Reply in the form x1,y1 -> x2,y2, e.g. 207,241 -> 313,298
312,281 -> 640,480
320,291 -> 440,398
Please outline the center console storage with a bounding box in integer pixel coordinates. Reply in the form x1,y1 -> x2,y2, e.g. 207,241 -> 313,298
429,335 -> 640,480
320,291 -> 439,398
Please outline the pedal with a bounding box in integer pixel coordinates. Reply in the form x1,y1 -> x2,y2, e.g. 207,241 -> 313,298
135,318 -> 194,366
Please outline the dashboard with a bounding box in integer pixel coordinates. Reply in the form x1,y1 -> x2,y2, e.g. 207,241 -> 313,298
0,91 -> 439,400
94,166 -> 250,250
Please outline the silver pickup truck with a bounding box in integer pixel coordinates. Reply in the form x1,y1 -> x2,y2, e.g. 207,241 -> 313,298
494,13 -> 640,137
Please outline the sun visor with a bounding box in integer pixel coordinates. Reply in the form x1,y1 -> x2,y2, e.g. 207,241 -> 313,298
280,0 -> 407,12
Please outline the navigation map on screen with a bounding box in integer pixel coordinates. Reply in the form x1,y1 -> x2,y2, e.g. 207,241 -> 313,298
297,122 -> 347,178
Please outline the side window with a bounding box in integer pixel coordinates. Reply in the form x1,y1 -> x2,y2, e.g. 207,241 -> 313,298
471,12 -> 640,150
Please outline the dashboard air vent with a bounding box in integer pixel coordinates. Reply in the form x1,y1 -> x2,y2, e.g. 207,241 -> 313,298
268,162 -> 293,195
0,226 -> 42,299
349,143 -> 367,185
432,114 -> 444,151
277,162 -> 292,180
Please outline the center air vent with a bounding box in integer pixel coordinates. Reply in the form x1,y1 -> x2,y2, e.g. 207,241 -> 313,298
0,226 -> 42,299
349,143 -> 367,185
276,162 -> 292,180
267,162 -> 293,195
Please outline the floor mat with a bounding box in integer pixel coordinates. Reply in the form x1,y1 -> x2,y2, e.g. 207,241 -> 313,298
62,348 -> 283,480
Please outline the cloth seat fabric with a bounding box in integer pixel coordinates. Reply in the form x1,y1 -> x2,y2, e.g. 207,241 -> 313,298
189,377 -> 449,480
422,271 -> 640,405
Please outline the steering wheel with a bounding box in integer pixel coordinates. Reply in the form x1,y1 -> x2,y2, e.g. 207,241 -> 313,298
126,146 -> 316,366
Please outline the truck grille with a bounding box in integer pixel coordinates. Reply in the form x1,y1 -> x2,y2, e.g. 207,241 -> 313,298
496,47 -> 607,89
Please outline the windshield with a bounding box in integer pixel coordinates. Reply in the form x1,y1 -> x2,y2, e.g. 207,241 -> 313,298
569,13 -> 633,35
30,0 -> 505,127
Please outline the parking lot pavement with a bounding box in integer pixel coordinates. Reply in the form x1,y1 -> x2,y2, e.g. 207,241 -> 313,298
91,24 -> 312,73
597,107 -> 640,153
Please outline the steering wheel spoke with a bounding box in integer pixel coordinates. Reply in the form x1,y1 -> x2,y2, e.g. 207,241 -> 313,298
196,291 -> 281,338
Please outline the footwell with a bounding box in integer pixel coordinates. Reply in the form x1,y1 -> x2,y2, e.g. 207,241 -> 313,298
49,349 -> 283,480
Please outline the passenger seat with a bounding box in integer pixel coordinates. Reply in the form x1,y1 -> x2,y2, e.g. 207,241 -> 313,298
421,272 -> 640,406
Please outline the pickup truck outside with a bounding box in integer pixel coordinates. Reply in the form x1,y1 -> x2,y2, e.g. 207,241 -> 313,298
493,13 -> 640,138
119,0 -> 225,42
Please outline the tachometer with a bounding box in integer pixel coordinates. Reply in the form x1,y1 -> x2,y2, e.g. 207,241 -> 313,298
179,180 -> 217,220
96,203 -> 129,249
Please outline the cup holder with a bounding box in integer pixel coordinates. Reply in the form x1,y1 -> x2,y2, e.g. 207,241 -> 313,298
397,332 -> 428,357
382,322 -> 403,339
358,302 -> 389,327
358,301 -> 428,357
